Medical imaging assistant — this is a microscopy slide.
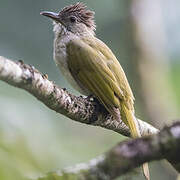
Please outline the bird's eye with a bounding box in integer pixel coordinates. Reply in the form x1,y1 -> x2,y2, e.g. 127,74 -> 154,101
70,16 -> 76,23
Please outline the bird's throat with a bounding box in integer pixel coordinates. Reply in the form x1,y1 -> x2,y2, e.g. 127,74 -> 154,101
53,23 -> 68,38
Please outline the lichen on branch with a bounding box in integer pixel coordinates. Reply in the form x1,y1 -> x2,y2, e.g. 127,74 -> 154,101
0,56 -> 158,137
1,56 -> 180,180
36,122 -> 180,180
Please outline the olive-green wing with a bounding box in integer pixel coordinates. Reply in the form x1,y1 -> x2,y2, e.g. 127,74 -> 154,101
85,37 -> 134,109
66,38 -> 132,116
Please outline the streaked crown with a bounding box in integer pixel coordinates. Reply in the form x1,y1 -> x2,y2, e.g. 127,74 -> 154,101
59,2 -> 96,31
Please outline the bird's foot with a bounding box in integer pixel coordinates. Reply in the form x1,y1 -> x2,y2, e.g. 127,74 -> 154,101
85,94 -> 94,101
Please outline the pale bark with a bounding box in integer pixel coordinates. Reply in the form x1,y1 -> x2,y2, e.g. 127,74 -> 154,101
36,122 -> 180,180
0,56 -> 158,137
1,56 -> 180,180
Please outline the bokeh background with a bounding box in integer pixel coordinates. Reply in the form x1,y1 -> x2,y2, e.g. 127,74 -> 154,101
0,0 -> 180,179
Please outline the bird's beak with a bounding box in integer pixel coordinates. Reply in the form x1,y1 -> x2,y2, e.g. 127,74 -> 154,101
40,11 -> 65,26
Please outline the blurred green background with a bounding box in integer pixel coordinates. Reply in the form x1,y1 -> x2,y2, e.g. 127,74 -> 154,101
0,0 -> 180,180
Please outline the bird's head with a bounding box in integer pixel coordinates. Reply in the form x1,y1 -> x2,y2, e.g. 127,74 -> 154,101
41,2 -> 96,36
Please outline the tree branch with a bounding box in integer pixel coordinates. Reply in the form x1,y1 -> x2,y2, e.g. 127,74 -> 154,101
1,56 -> 179,180
35,122 -> 180,180
0,56 -> 158,137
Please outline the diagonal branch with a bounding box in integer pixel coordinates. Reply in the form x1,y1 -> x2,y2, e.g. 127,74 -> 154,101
36,122 -> 180,180
1,56 -> 179,180
0,56 -> 158,137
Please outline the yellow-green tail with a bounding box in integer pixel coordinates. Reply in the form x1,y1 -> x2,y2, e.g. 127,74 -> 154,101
122,104 -> 150,180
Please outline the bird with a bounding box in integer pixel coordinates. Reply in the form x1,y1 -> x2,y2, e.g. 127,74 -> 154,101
40,2 -> 149,179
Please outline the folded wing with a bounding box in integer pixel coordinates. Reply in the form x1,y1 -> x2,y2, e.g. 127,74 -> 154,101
66,37 -> 134,118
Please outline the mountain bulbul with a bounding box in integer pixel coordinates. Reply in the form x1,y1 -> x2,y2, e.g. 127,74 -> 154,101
41,2 -> 149,179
